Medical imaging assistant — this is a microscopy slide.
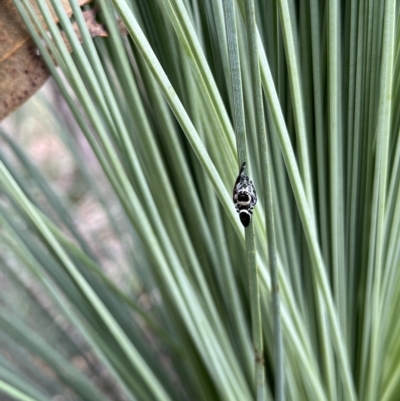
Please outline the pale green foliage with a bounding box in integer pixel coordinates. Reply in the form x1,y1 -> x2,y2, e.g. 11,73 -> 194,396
0,1 -> 399,400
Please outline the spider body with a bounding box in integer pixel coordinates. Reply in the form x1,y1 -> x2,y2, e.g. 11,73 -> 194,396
232,162 -> 257,227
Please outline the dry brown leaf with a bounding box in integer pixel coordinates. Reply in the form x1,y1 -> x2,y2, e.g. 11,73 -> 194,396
0,0 -> 92,121
61,7 -> 109,53
82,6 -> 109,38
1,1 -> 128,121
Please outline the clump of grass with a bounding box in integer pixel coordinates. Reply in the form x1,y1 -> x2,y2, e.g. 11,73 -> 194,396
0,1 -> 399,400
